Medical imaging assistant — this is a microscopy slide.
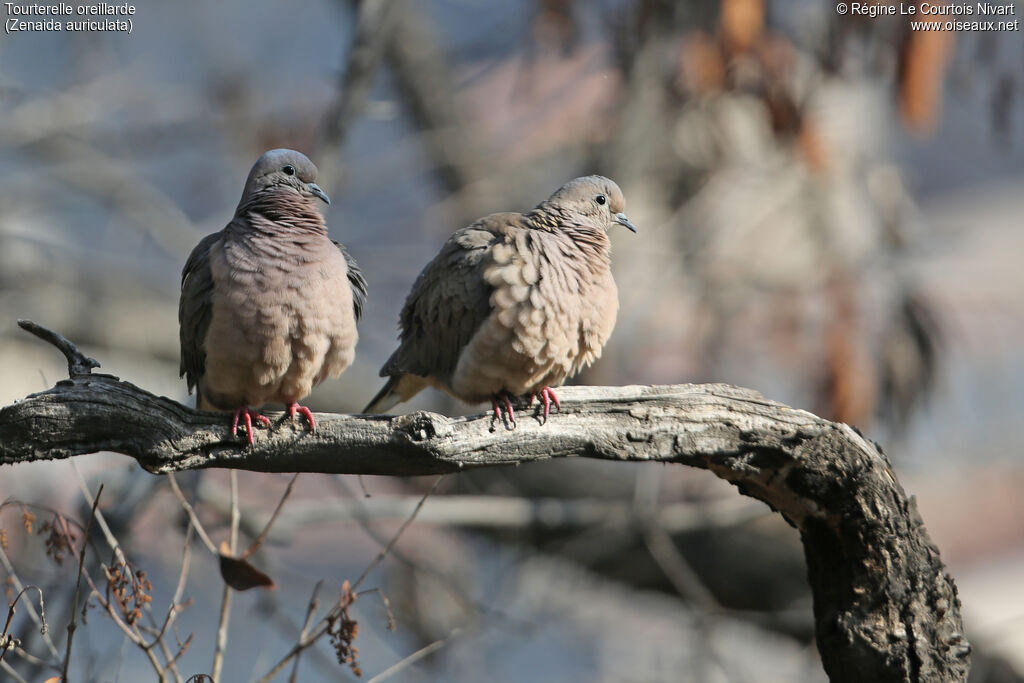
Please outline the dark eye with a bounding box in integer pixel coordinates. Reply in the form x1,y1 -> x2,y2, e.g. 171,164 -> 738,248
282,165 -> 296,176
595,194 -> 607,205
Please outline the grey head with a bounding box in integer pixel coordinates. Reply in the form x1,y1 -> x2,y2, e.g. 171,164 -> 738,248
543,175 -> 637,233
235,148 -> 331,213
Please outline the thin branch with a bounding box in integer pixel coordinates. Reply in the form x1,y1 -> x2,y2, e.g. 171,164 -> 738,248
328,476 -> 525,629
166,474 -> 218,555
72,464 -> 180,679
643,524 -> 720,613
0,548 -> 59,660
355,588 -> 394,631
644,523 -> 746,682
317,0 -> 403,185
147,523 -> 193,652
0,659 -> 28,683
81,573 -> 166,681
5,642 -> 58,670
288,581 -> 323,683
71,464 -> 123,562
255,478 -> 442,683
351,476 -> 444,592
212,472 -> 239,682
229,471 -> 239,553
0,585 -> 48,664
161,632 -> 194,673
16,319 -> 99,378
60,484 -> 103,681
365,627 -> 463,683
239,474 -> 299,560
82,578 -> 144,648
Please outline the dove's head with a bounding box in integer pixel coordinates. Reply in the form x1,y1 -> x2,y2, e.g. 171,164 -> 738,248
237,149 -> 331,211
545,176 -> 637,234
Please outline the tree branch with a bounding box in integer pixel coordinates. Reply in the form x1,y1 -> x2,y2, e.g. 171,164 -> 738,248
0,322 -> 970,681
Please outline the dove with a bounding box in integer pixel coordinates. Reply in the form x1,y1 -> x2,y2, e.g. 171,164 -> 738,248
363,175 -> 635,425
179,149 -> 367,444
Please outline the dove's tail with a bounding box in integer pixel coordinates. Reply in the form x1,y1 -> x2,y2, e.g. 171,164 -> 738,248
362,374 -> 428,414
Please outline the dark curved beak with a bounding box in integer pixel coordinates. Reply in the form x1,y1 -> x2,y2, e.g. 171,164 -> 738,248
308,183 -> 331,205
615,212 -> 637,233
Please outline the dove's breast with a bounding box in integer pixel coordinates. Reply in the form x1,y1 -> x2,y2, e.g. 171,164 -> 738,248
199,233 -> 357,409
449,227 -> 617,402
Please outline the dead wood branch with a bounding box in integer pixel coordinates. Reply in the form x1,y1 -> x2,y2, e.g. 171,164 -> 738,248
0,321 -> 971,682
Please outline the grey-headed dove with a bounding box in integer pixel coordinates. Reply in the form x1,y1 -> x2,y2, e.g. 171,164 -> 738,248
363,175 -> 635,425
179,149 -> 367,444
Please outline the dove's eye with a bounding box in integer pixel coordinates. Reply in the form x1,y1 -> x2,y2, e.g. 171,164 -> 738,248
595,194 -> 607,205
282,165 -> 296,176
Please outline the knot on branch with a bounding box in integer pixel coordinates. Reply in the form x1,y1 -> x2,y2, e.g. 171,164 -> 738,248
18,319 -> 101,378
390,411 -> 446,442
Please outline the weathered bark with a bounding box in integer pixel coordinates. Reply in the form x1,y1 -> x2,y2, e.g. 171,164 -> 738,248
0,321 -> 970,681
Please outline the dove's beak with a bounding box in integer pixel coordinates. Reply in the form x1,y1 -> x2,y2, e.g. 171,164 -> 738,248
615,212 -> 637,233
308,183 -> 331,205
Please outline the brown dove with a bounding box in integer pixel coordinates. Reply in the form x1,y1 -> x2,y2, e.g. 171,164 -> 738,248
179,149 -> 367,444
363,175 -> 635,425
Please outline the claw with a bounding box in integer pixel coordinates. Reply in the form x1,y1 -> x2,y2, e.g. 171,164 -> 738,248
231,406 -> 270,446
489,392 -> 517,430
287,402 -> 316,432
503,394 -> 516,426
537,387 -> 560,425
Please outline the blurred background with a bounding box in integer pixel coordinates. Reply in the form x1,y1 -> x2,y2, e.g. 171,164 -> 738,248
1,0 -> 1023,680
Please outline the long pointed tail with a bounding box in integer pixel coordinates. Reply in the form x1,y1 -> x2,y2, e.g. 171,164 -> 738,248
362,374 -> 428,414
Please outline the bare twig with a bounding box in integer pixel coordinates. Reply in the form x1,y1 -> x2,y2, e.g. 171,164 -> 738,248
288,581 -> 324,683
82,574 -> 144,646
212,471 -> 239,682
382,0 -> 481,198
355,588 -> 395,631
0,548 -> 58,660
161,632 -> 194,674
73,465 -> 187,681
83,567 -> 167,679
0,659 -> 28,683
4,642 -> 57,670
328,476 -> 524,628
239,474 -> 299,560
16,319 -> 99,378
229,472 -> 239,552
643,525 -> 720,613
317,0 -> 403,185
0,586 -> 48,664
644,524 -> 744,682
255,477 -> 443,683
366,627 -> 463,683
62,481 -> 177,682
351,476 -> 444,592
60,484 -> 103,681
166,474 -> 218,555
72,465 -> 123,562
146,524 -> 193,653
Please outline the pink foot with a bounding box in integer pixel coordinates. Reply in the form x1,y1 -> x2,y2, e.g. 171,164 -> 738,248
490,392 -> 517,429
231,407 -> 271,446
539,386 -> 560,424
529,387 -> 561,425
286,402 -> 316,433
